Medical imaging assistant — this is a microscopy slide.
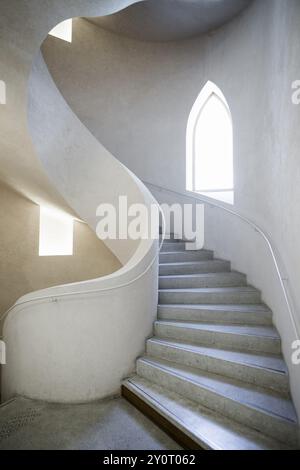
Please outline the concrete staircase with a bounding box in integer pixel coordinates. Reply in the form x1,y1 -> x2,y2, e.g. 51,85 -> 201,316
123,238 -> 300,449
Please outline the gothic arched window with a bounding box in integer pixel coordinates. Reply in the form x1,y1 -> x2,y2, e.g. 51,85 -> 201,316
186,81 -> 234,204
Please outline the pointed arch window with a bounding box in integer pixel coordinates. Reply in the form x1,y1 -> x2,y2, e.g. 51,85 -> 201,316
186,81 -> 234,204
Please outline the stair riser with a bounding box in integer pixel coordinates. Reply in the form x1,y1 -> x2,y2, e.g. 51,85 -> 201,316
157,306 -> 272,326
159,291 -> 261,305
146,341 -> 289,395
161,243 -> 187,252
137,360 -> 297,446
159,274 -> 247,289
159,261 -> 231,276
159,252 -> 213,263
154,323 -> 281,355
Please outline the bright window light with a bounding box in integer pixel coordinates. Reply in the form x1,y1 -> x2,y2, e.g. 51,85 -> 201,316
49,19 -> 72,43
186,81 -> 234,204
39,206 -> 74,256
0,80 -> 6,104
195,94 -> 233,191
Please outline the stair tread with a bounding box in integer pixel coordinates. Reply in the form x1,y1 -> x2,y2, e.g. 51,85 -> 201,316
147,337 -> 288,374
160,250 -> 213,255
158,303 -> 271,312
123,376 -> 291,450
137,357 -> 297,424
159,260 -> 227,266
159,272 -> 244,279
161,242 -> 186,247
159,272 -> 247,288
155,320 -> 279,338
159,287 -> 259,293
160,240 -> 185,244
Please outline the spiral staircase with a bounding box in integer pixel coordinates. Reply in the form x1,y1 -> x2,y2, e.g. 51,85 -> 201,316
1,0 -> 160,405
0,0 -> 299,451
123,237 -> 299,449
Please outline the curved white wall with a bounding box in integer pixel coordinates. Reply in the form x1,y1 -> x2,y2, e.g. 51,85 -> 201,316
41,0 -> 300,415
0,0 -> 143,210
29,52 -> 147,266
2,261 -> 158,403
1,0 -> 160,403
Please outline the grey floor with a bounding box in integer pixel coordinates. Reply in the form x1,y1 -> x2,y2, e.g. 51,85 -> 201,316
0,396 -> 181,450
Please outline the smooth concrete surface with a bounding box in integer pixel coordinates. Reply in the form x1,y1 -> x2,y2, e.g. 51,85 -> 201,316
1,1 -> 160,404
1,259 -> 158,403
0,396 -> 181,450
0,181 -> 121,321
42,0 -> 300,416
88,0 -> 252,41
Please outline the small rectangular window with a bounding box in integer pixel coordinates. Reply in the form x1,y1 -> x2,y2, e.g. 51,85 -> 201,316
0,80 -> 6,104
39,206 -> 74,256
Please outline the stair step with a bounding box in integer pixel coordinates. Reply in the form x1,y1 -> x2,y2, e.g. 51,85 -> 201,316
159,287 -> 261,305
160,236 -> 184,243
161,235 -> 195,242
154,320 -> 281,354
161,242 -> 188,252
159,272 -> 247,289
158,304 -> 272,325
159,260 -> 231,275
136,357 -> 298,446
159,250 -> 213,263
146,338 -> 289,395
123,376 -> 290,450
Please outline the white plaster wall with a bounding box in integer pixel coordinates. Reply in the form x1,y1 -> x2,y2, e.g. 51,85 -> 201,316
42,0 -> 300,415
3,262 -> 158,403
1,0 -> 160,404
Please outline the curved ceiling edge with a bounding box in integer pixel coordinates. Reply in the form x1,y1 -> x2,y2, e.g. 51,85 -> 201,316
86,0 -> 253,43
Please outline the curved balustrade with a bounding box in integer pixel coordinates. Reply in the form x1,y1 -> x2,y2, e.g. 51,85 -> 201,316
0,0 -> 161,404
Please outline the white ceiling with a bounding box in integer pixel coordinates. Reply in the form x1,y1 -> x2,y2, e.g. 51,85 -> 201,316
87,0 -> 253,42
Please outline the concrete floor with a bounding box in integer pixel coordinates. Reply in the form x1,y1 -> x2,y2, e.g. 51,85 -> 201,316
0,396 -> 181,450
